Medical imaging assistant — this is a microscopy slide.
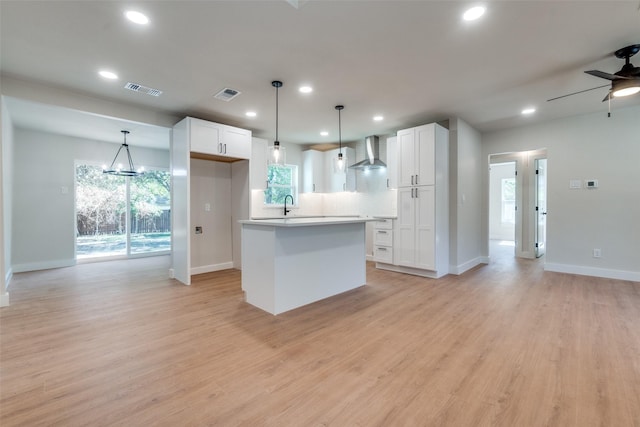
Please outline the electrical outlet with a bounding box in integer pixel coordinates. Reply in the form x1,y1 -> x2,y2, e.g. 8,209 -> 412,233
593,248 -> 601,258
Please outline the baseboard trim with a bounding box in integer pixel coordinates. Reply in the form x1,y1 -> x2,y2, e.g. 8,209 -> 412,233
191,262 -> 234,276
12,259 -> 76,273
0,292 -> 9,307
375,262 -> 447,279
449,256 -> 489,275
544,263 -> 640,282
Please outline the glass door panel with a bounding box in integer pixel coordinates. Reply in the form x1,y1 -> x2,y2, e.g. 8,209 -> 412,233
76,165 -> 127,258
129,170 -> 171,254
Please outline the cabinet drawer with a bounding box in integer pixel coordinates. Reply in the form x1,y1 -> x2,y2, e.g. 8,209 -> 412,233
374,218 -> 393,230
374,246 -> 393,264
374,229 -> 393,246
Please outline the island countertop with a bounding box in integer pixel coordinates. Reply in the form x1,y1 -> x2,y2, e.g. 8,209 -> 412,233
240,216 -> 384,227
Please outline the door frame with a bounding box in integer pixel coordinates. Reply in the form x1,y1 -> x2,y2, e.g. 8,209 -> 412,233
488,149 -> 547,260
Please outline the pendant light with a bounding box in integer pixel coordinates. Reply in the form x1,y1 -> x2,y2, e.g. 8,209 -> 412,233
268,80 -> 286,166
103,130 -> 144,177
334,105 -> 347,173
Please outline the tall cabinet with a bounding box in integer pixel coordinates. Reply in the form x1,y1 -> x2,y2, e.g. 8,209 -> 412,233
377,122 -> 449,279
171,117 -> 251,285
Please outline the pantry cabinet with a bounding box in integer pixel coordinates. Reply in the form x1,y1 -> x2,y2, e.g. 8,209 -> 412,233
377,122 -> 449,279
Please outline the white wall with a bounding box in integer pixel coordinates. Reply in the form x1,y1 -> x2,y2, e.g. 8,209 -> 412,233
11,128 -> 170,272
1,96 -> 14,305
489,162 -> 516,241
449,118 -> 484,274
482,105 -> 640,281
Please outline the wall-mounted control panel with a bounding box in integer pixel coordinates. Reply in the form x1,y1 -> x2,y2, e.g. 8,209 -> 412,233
569,179 -> 599,189
585,179 -> 598,189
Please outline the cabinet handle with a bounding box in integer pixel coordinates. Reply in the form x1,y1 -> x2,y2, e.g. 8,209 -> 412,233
218,143 -> 222,153
378,247 -> 387,251
415,188 -> 418,198
223,143 -> 227,154
387,178 -> 389,188
411,175 -> 414,185
415,175 -> 418,185
377,230 -> 387,234
313,184 -> 316,192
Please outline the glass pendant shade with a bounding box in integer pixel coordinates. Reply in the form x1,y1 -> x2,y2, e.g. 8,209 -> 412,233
103,130 -> 144,177
268,80 -> 286,166
333,151 -> 347,173
268,140 -> 286,166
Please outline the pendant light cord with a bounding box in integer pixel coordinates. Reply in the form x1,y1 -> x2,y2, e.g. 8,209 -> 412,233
275,85 -> 279,141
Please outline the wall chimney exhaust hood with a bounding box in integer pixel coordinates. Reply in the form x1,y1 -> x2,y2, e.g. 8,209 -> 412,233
349,135 -> 386,170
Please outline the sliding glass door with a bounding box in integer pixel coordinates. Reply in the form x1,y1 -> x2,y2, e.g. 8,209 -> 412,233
75,164 -> 170,259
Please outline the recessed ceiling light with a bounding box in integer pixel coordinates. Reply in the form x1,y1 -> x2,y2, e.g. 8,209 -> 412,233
125,10 -> 149,25
246,111 -> 257,117
99,70 -> 118,80
373,115 -> 384,121
463,6 -> 486,21
320,131 -> 329,136
299,86 -> 313,93
521,107 -> 536,115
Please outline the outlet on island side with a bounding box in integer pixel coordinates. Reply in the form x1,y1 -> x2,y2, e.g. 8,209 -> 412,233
592,248 -> 601,258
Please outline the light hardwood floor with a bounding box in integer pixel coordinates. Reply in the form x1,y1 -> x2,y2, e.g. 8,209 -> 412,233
1,252 -> 639,426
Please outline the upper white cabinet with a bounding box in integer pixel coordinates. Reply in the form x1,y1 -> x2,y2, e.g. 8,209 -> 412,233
386,136 -> 397,189
302,148 -> 356,193
325,147 -> 356,192
397,124 -> 437,187
189,117 -> 250,160
302,149 -> 325,193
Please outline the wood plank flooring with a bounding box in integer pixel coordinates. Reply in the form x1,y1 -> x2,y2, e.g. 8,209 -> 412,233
1,252 -> 639,426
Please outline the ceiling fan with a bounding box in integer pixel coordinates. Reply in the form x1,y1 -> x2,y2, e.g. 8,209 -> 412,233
548,44 -> 640,102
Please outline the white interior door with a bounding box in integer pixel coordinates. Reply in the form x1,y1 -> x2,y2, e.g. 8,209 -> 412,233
535,158 -> 547,258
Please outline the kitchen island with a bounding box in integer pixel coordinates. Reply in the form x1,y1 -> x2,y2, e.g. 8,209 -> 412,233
240,217 -> 374,315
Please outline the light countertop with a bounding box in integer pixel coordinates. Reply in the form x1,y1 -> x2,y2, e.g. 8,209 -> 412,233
240,216 -> 383,227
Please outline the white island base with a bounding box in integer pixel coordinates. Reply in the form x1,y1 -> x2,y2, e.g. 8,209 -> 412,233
240,218 -> 369,315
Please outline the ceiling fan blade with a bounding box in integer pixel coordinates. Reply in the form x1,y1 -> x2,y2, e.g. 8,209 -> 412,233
546,84 -> 609,102
585,70 -> 620,80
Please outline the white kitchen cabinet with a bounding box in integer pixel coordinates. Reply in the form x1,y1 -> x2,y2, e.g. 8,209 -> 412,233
250,137 -> 268,190
189,117 -> 250,160
302,149 -> 325,193
171,116 -> 251,286
325,147 -> 356,192
373,218 -> 394,264
386,136 -> 397,189
378,122 -> 448,279
397,123 -> 440,187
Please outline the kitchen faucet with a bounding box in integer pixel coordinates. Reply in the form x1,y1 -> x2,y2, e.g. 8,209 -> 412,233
284,194 -> 293,216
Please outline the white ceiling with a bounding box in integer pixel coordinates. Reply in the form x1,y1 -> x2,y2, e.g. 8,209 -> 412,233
1,1 -> 639,149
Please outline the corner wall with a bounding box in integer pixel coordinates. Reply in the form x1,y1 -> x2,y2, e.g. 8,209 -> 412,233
1,96 -> 14,306
482,105 -> 640,281
449,117 -> 485,274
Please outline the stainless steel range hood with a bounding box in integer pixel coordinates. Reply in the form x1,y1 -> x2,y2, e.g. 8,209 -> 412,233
349,135 -> 387,169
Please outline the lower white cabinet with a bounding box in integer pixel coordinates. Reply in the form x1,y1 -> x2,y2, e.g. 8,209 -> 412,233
373,218 -> 394,264
396,186 -> 435,270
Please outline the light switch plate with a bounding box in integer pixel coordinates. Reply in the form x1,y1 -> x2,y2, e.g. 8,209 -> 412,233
569,179 -> 581,189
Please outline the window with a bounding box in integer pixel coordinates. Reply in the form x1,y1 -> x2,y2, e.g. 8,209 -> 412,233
265,164 -> 297,205
501,177 -> 516,224
75,164 -> 171,259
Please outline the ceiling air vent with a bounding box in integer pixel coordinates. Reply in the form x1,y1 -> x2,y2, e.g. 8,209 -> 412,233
214,87 -> 241,101
124,82 -> 163,97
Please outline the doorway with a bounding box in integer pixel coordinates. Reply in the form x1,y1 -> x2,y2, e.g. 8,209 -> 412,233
489,161 -> 516,259
488,150 -> 547,261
